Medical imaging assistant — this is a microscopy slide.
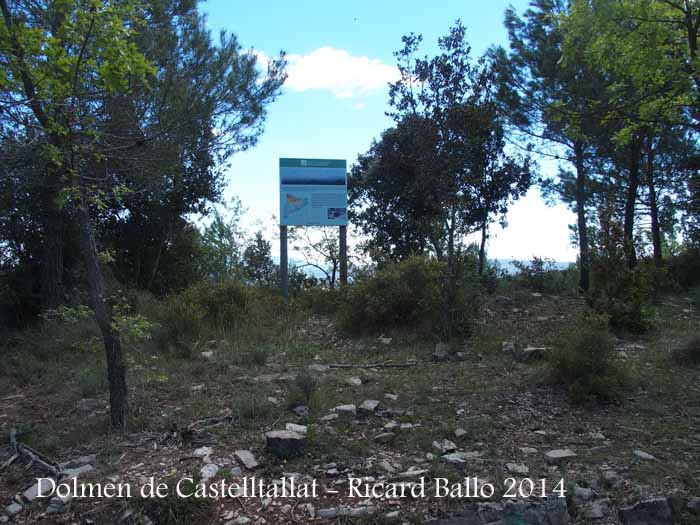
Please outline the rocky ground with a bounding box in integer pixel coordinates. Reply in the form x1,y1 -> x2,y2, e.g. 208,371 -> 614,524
1,291 -> 699,524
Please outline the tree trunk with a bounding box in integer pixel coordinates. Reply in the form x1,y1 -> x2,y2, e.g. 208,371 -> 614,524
478,213 -> 488,276
40,192 -> 65,308
624,139 -> 641,269
574,142 -> 590,293
76,193 -> 128,431
646,135 -> 662,266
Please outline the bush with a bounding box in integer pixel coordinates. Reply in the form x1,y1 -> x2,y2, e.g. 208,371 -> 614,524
511,257 -> 578,295
289,369 -> 318,405
667,246 -> 700,290
338,255 -> 480,338
546,315 -> 631,403
296,287 -> 343,315
588,211 -> 654,334
156,279 -> 251,354
671,334 -> 700,367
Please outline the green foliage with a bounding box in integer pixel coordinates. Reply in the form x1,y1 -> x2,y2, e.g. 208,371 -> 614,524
290,369 -> 319,406
236,395 -> 275,426
78,364 -> 108,398
132,478 -> 214,525
671,335 -> 700,368
667,247 -> 700,290
546,314 -> 631,403
511,257 -> 578,295
200,198 -> 247,281
295,287 -> 343,315
339,255 -> 480,338
589,211 -> 654,334
242,231 -> 278,287
156,279 -> 250,355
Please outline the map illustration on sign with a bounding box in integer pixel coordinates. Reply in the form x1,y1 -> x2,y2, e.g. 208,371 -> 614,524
284,193 -> 309,217
279,158 -> 347,226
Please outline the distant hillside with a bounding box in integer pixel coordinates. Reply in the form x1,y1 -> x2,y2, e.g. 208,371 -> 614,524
494,259 -> 575,275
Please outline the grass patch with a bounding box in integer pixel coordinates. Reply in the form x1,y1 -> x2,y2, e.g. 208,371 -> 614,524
131,478 -> 215,525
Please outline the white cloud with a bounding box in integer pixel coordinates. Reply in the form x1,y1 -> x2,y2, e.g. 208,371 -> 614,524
284,47 -> 399,99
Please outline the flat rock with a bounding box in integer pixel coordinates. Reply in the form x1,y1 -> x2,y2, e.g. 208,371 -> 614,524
320,413 -> 338,422
333,404 -> 357,416
619,497 -> 673,525
545,449 -> 577,464
346,376 -> 362,387
395,468 -> 429,479
433,439 -> 457,454
62,464 -> 95,479
60,454 -> 97,469
442,451 -> 483,464
505,462 -> 529,475
503,498 -> 570,524
234,450 -> 259,470
199,463 -> 219,481
374,432 -> 396,444
581,499 -> 609,519
573,485 -> 596,504
23,479 -> 54,502
285,423 -> 308,435
633,449 -> 656,461
359,399 -> 380,415
520,447 -> 538,454
265,430 -> 307,459
384,393 -> 398,401
378,460 -> 396,474
46,497 -> 70,514
193,446 -> 213,458
454,428 -> 467,439
5,503 -> 22,516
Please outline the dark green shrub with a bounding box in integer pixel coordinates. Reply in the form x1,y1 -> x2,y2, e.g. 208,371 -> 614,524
156,279 -> 250,354
667,246 -> 700,289
339,255 -> 480,338
589,211 -> 654,334
671,334 -> 700,367
291,369 -> 319,405
546,314 -> 631,403
296,287 -> 342,315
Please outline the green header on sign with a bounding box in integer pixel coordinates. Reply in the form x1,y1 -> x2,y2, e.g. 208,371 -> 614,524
280,158 -> 346,168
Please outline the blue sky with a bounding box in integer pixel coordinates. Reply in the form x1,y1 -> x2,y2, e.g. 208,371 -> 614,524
201,0 -> 578,262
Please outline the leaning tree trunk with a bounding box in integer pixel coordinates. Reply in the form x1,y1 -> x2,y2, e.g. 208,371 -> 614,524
646,135 -> 662,266
574,142 -> 590,293
76,192 -> 128,431
624,141 -> 641,269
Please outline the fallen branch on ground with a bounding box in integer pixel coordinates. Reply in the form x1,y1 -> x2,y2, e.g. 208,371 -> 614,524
8,428 -> 62,476
327,360 -> 418,369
